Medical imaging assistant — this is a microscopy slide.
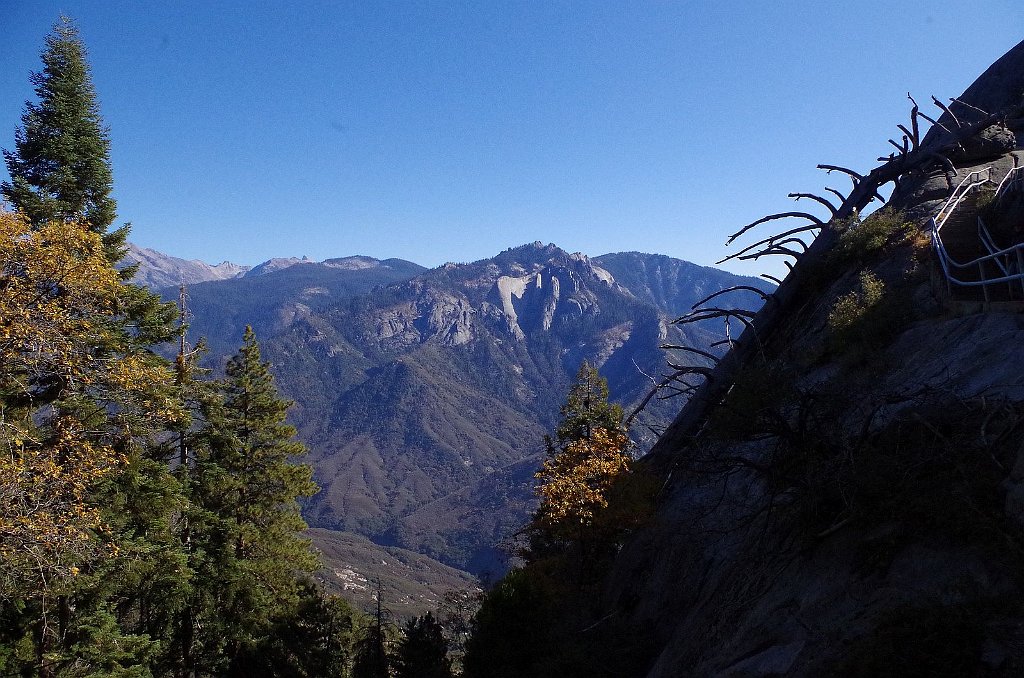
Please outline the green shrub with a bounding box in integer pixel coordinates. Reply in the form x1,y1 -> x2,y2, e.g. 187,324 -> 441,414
829,209 -> 914,265
827,270 -> 886,344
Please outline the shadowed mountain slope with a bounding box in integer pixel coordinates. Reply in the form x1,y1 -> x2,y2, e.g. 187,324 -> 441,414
136,242 -> 770,574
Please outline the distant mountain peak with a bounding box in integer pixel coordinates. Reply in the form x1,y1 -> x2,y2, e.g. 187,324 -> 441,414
322,256 -> 386,270
122,243 -> 249,289
245,256 -> 315,277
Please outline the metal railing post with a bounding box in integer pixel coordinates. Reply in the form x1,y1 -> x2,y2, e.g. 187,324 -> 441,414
980,262 -> 989,302
1017,248 -> 1024,298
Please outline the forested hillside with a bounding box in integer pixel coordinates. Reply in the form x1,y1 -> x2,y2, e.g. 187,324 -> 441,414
143,241 -> 769,574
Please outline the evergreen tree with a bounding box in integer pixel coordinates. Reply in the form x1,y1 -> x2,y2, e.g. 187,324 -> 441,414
253,581 -> 359,678
548,361 -> 624,447
2,17 -> 118,243
0,19 -> 190,674
352,578 -> 391,678
462,569 -> 554,678
464,367 -> 644,678
188,326 -> 319,673
351,625 -> 391,678
0,207 -> 187,675
528,362 -> 631,562
396,612 -> 453,678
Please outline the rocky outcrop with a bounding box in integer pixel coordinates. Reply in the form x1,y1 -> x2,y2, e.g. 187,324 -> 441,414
948,124 -> 1017,163
578,40 -> 1024,677
245,255 -> 314,276
370,247 -> 628,348
923,39 -> 1024,145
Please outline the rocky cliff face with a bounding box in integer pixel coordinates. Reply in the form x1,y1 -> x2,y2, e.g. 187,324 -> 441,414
581,40 -> 1024,677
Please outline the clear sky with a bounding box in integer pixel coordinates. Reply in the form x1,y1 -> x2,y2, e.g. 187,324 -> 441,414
2,2 -> 1022,278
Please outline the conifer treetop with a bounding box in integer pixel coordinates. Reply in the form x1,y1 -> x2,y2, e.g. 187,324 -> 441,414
2,16 -> 117,236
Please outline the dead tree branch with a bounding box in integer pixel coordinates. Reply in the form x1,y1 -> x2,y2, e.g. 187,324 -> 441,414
660,344 -> 721,364
914,108 -> 954,136
691,285 -> 775,310
907,93 -> 921,145
673,307 -> 757,333
720,224 -> 820,262
817,163 -> 863,183
824,186 -> 848,204
788,192 -> 838,216
726,212 -> 824,245
932,96 -> 961,128
949,97 -> 989,117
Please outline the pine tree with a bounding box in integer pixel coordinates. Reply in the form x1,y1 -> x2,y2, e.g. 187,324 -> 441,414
396,612 -> 453,678
352,578 -> 391,678
254,581 -> 359,677
547,361 -> 624,447
2,17 -> 118,241
188,326 -> 319,672
461,569 -> 554,678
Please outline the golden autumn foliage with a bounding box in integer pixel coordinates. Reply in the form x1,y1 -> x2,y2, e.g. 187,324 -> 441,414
0,209 -> 180,594
534,427 -> 631,530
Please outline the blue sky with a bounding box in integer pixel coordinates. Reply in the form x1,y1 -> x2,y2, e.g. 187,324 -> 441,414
2,2 -> 1022,278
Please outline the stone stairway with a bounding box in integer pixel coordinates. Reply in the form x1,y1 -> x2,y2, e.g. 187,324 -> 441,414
934,171 -> 1024,309
938,190 -> 997,301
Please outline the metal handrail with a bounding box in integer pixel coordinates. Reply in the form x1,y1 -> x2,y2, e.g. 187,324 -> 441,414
934,167 -> 993,229
977,218 -> 1011,277
931,164 -> 1024,298
993,164 -> 1024,205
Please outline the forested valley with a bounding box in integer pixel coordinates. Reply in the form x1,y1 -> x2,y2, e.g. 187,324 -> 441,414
1,18 -> 667,678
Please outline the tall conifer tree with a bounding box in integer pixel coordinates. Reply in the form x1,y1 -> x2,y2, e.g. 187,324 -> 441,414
189,326 -> 319,672
396,612 -> 453,678
3,17 -> 117,239
1,20 -> 187,674
529,362 -> 630,560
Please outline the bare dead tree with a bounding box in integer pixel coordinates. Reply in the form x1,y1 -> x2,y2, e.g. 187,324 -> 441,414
660,344 -> 721,364
639,88 -> 1015,461
690,285 -> 776,309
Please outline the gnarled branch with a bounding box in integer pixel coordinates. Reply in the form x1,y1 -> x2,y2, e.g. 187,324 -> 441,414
721,242 -> 804,265
788,192 -> 838,216
664,364 -> 716,380
691,285 -> 775,310
817,164 -> 863,184
720,224 -> 820,262
932,95 -> 961,128
673,307 -> 757,333
624,369 -> 699,427
949,97 -> 989,117
661,344 -> 721,364
726,213 -> 824,245
914,108 -> 954,136
907,93 -> 921,146
824,187 -> 848,204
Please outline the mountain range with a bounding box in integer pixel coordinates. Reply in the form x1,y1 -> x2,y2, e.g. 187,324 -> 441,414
127,241 -> 771,577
